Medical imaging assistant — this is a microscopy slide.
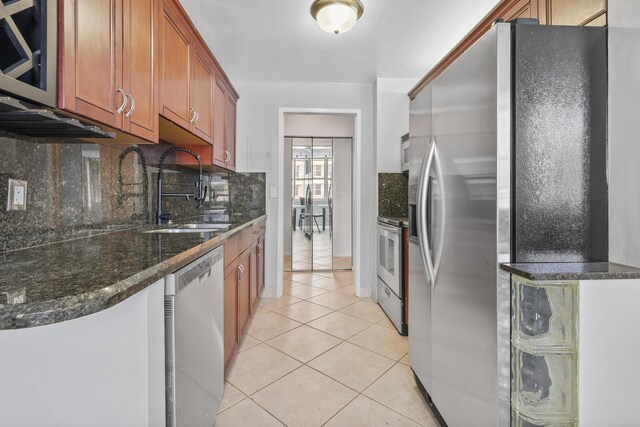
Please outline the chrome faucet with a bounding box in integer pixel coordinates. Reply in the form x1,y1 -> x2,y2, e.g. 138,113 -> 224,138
156,146 -> 207,225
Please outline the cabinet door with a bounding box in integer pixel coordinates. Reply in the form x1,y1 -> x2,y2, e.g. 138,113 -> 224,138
237,254 -> 251,337
190,50 -> 214,143
258,235 -> 265,294
122,0 -> 157,141
225,95 -> 237,171
500,0 -> 548,24
548,0 -> 606,26
213,80 -> 228,168
250,241 -> 258,311
223,269 -> 238,375
161,9 -> 191,129
59,0 -> 122,129
502,0 -> 532,21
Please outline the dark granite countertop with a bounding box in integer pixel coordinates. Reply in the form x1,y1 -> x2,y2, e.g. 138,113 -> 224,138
0,214 -> 266,329
501,262 -> 640,281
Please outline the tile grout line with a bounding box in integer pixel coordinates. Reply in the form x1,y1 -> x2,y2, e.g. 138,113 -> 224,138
229,271 -> 435,426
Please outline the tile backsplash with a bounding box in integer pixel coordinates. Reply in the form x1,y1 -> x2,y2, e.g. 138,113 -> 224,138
0,131 -> 265,252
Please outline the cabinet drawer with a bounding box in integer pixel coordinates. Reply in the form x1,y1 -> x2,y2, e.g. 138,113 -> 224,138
254,219 -> 266,237
239,228 -> 252,252
224,235 -> 239,268
377,278 -> 403,333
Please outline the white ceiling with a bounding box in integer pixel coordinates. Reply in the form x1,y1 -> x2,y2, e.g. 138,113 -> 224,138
180,0 -> 500,84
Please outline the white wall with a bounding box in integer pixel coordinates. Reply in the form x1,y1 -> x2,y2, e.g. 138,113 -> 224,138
284,114 -> 355,138
234,81 -> 375,297
608,0 -> 640,267
333,138 -> 353,258
375,78 -> 418,173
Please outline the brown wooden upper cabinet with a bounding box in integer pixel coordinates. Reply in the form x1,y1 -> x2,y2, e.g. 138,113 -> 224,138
160,0 -> 213,144
501,0 -> 607,26
548,0 -> 607,26
409,0 -> 608,99
160,4 -> 191,131
58,0 -> 158,142
191,49 -> 214,142
211,77 -> 237,171
161,0 -> 238,170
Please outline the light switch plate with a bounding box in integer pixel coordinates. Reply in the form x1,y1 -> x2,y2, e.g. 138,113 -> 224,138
269,186 -> 277,198
7,179 -> 27,211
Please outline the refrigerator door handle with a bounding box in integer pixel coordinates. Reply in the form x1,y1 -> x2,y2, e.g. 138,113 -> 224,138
431,138 -> 446,284
417,139 -> 436,286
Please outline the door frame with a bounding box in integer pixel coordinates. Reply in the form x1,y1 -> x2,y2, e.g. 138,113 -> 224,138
276,108 -> 363,297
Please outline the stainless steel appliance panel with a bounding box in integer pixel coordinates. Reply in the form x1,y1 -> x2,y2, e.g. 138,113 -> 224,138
165,247 -> 224,427
408,238 -> 431,389
496,24 -> 513,427
409,76 -> 433,393
401,133 -> 410,173
428,25 -> 505,427
408,85 -> 432,207
377,277 -> 403,332
377,222 -> 403,296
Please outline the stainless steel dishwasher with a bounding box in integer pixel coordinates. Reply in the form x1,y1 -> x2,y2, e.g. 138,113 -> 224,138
165,246 -> 224,427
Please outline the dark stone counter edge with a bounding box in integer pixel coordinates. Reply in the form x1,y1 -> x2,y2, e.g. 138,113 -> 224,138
501,262 -> 640,281
0,215 -> 267,330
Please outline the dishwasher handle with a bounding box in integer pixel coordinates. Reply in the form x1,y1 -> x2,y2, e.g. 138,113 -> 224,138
198,269 -> 212,283
176,257 -> 215,292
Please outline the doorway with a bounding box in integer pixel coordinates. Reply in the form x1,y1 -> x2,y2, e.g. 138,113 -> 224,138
284,136 -> 353,272
276,109 -> 363,299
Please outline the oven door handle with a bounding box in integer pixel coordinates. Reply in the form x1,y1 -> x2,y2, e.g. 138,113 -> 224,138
377,222 -> 402,236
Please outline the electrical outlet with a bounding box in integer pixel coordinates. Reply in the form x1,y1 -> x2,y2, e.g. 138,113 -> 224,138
7,179 -> 27,211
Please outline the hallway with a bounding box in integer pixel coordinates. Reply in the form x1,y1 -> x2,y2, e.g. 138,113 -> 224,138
216,271 -> 438,427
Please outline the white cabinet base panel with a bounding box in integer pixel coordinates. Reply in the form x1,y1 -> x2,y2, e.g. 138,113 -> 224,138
0,280 -> 165,427
578,279 -> 640,427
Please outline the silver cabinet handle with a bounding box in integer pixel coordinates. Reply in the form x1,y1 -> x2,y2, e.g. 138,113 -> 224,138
238,265 -> 245,283
194,110 -> 199,124
190,107 -> 197,124
116,87 -> 128,114
257,243 -> 261,256
224,150 -> 230,163
125,93 -> 136,119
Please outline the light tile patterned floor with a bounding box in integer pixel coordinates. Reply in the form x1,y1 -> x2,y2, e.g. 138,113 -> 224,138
284,229 -> 352,271
216,271 -> 439,427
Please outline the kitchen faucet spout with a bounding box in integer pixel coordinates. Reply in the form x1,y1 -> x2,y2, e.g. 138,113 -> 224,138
156,147 -> 207,225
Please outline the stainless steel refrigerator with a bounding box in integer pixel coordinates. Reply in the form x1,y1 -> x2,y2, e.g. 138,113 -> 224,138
408,23 -> 607,427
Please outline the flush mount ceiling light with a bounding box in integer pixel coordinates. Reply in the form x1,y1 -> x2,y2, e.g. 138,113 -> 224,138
310,0 -> 364,35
